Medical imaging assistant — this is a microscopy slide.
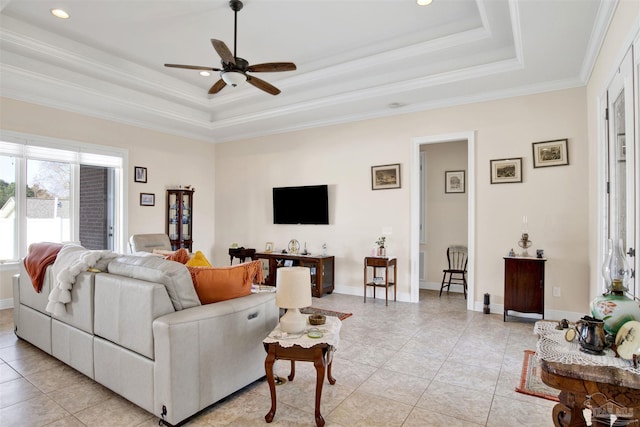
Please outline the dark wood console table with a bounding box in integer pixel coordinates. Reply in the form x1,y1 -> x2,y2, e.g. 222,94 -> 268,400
536,321 -> 640,426
253,252 -> 334,298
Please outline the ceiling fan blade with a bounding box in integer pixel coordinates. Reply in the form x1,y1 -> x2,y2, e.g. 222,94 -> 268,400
211,39 -> 236,65
208,79 -> 227,95
165,64 -> 221,71
247,62 -> 297,73
246,75 -> 280,95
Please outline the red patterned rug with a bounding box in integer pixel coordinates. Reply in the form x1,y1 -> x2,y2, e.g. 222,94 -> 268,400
515,350 -> 559,402
301,306 -> 352,321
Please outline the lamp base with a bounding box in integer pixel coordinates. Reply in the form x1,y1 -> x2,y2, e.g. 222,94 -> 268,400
280,308 -> 307,334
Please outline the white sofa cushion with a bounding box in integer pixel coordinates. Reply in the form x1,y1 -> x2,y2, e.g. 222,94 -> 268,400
52,319 -> 94,378
107,255 -> 200,311
94,273 -> 175,359
51,271 -> 95,334
19,262 -> 52,314
94,337 -> 154,414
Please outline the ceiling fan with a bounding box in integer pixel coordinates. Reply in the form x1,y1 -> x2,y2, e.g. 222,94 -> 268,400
165,0 -> 296,96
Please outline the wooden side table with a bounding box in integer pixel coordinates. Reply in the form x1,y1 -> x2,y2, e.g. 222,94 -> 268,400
228,247 -> 256,265
263,316 -> 341,427
363,256 -> 397,306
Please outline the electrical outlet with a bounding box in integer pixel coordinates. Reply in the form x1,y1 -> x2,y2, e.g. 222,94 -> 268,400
553,287 -> 561,297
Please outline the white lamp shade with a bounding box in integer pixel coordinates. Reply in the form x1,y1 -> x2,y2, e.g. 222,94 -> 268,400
276,267 -> 312,309
221,70 -> 247,87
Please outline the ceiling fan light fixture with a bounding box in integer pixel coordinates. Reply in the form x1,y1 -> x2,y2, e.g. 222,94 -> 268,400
221,70 -> 247,87
417,0 -> 433,5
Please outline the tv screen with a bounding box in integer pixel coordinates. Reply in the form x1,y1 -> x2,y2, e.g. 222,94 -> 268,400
273,185 -> 329,225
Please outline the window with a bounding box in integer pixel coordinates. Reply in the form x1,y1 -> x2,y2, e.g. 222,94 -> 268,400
0,134 -> 126,262
0,155 -> 17,261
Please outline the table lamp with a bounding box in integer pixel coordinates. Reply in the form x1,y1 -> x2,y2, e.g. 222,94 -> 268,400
276,267 -> 312,334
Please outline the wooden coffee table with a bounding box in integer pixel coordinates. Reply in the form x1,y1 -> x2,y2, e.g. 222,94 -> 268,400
263,316 -> 341,427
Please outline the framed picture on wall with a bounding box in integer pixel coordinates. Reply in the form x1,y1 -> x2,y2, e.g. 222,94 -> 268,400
532,139 -> 569,168
140,193 -> 155,206
445,170 -> 465,193
490,158 -> 522,184
371,163 -> 401,190
134,166 -> 147,183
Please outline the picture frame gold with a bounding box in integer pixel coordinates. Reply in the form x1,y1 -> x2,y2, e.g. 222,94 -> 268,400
264,242 -> 274,253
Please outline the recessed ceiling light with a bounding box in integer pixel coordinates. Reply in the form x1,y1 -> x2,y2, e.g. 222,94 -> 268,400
417,0 -> 433,5
50,8 -> 70,19
199,71 -> 211,77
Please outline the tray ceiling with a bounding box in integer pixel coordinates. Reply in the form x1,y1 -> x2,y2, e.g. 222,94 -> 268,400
0,0 -> 613,143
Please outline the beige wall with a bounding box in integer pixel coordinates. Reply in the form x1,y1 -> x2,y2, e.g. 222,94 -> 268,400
215,87 -> 590,315
421,141 -> 468,287
3,0 -> 636,314
586,0 -> 640,301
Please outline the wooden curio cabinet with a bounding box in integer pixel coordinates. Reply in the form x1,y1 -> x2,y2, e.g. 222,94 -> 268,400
166,189 -> 194,251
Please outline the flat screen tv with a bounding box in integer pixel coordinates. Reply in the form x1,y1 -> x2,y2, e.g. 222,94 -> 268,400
273,185 -> 329,225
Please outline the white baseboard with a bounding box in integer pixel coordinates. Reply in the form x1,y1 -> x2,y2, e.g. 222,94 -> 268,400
419,280 -> 464,293
0,298 -> 14,310
472,301 -> 585,322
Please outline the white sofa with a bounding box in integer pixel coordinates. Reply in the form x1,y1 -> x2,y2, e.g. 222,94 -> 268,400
13,252 -> 279,426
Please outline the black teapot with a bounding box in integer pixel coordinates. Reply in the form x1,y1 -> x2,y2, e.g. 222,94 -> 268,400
575,316 -> 607,355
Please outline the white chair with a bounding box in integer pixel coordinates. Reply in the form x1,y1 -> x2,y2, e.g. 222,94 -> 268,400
128,233 -> 171,253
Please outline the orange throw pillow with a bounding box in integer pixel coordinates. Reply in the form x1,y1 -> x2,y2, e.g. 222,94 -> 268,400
188,260 -> 264,304
165,248 -> 191,264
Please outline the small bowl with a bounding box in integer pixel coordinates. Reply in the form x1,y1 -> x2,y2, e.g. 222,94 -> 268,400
309,314 -> 326,325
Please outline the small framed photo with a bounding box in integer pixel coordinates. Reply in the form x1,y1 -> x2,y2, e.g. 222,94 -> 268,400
284,260 -> 294,267
264,242 -> 274,253
532,139 -> 569,168
371,163 -> 401,190
140,193 -> 155,206
445,170 -> 465,193
490,158 -> 523,184
134,166 -> 147,183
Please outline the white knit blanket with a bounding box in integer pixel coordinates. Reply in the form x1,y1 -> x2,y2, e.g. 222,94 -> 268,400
45,245 -> 118,317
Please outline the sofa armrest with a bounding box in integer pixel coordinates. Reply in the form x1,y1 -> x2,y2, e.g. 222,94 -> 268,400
152,292 -> 278,425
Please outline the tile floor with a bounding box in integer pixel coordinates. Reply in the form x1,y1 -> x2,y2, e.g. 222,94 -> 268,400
0,290 -> 556,426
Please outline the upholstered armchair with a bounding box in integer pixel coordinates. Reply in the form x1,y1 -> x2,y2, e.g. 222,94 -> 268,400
128,233 -> 172,253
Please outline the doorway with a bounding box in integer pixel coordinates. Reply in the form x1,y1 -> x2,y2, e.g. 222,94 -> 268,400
410,132 -> 476,310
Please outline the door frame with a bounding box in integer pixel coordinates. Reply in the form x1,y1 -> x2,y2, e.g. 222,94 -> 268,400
410,131 -> 476,310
